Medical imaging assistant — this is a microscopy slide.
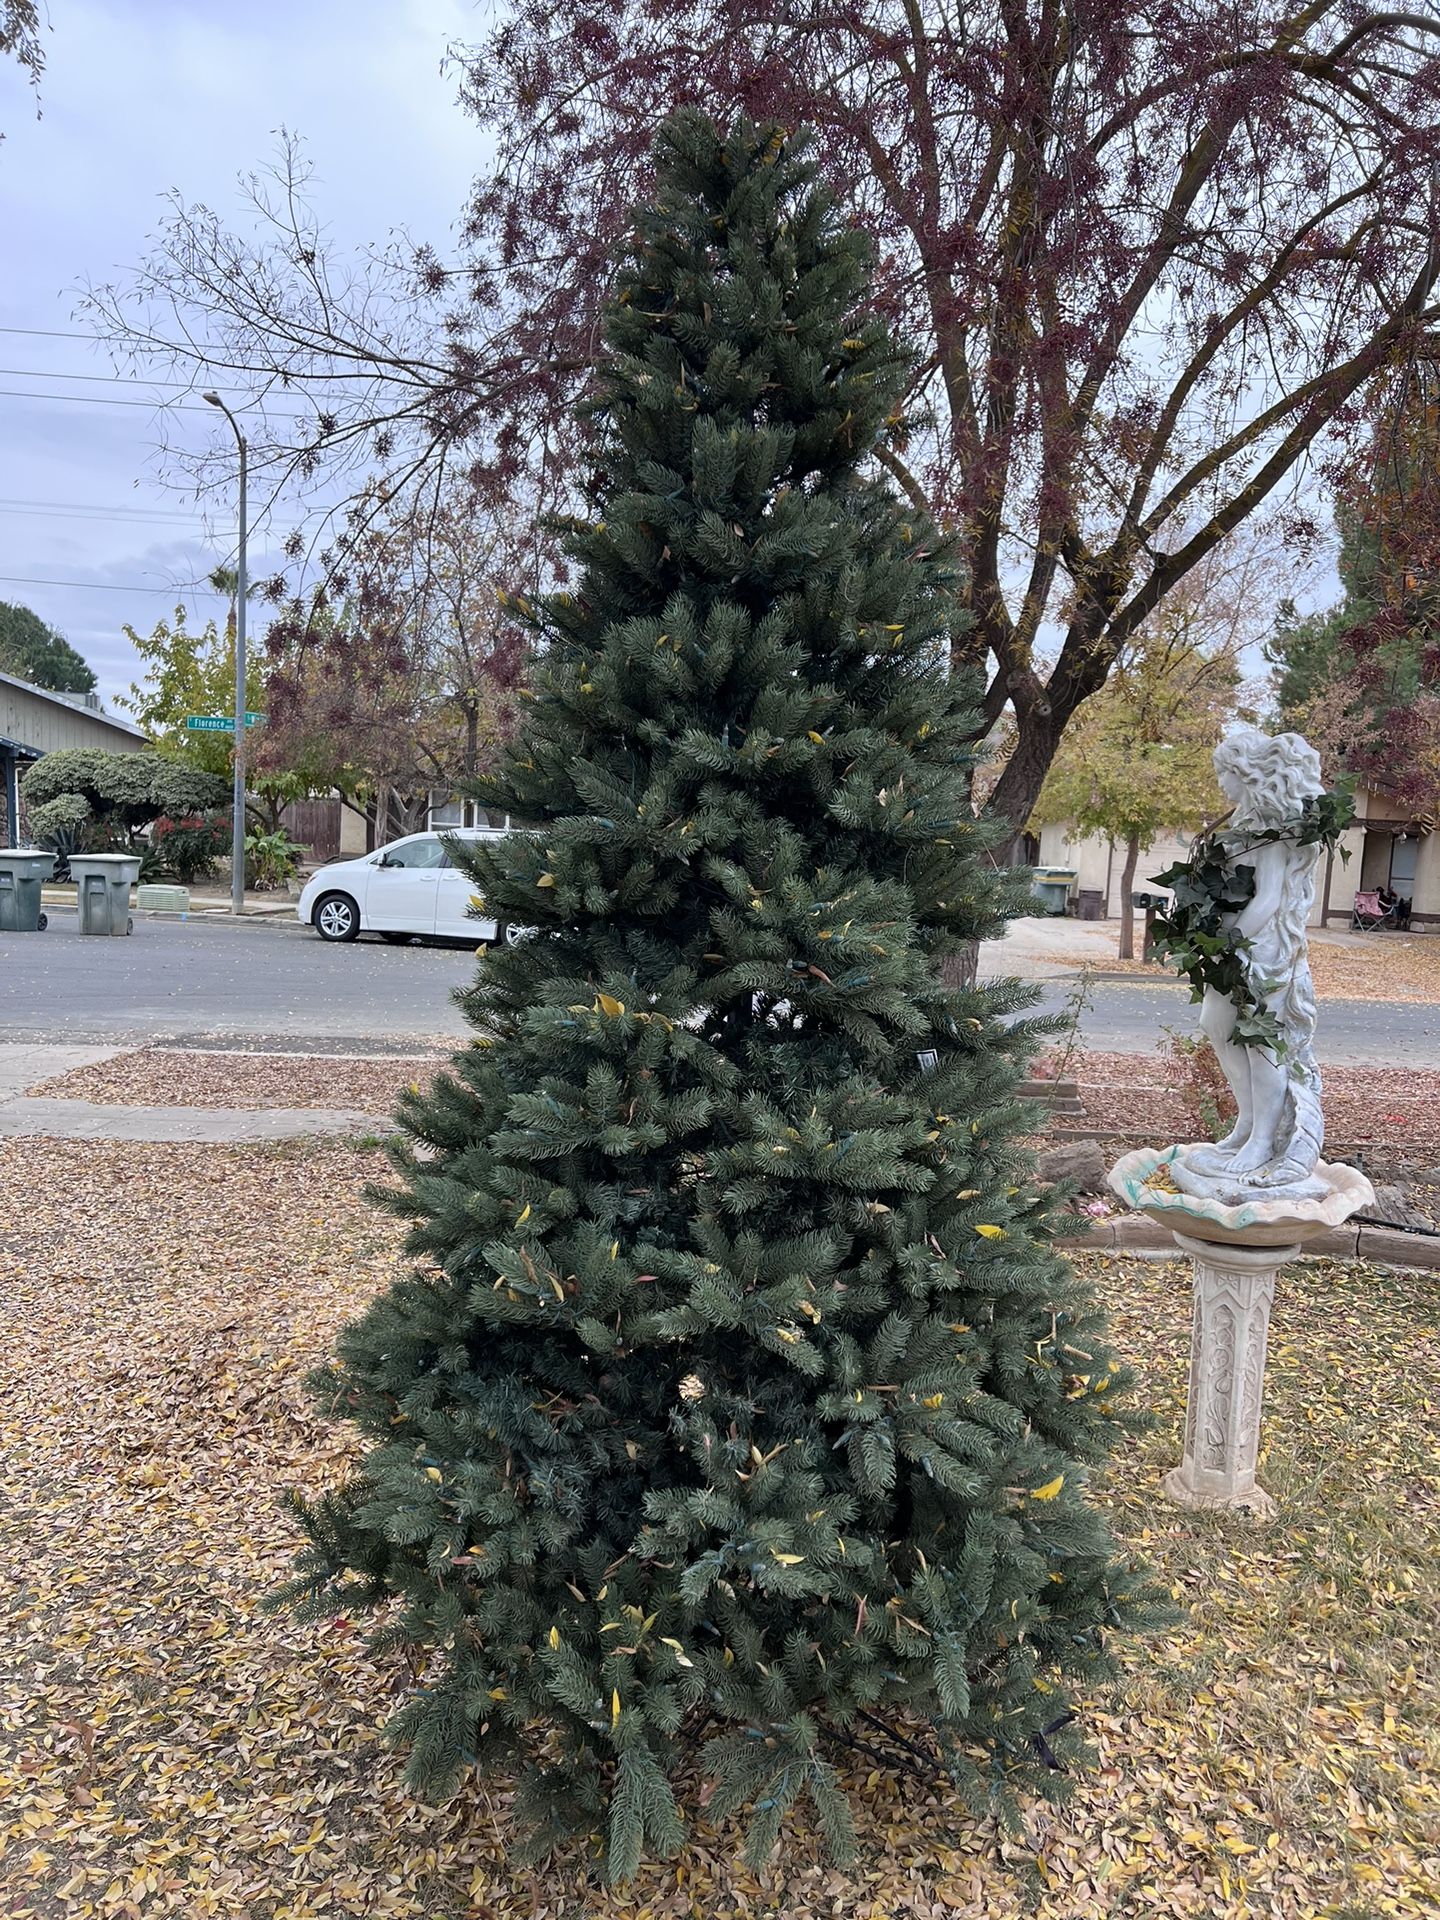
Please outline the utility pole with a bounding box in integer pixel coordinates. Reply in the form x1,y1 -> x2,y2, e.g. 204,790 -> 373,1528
203,391 -> 248,915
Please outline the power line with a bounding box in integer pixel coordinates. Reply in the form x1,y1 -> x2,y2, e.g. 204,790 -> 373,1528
0,365 -> 342,402
0,386 -> 311,415
0,503 -> 215,527
0,498 -> 276,540
0,497 -> 276,545
0,496 -> 204,516
0,364 -> 230,391
0,331 -> 342,401
0,325 -> 95,339
0,385 -> 205,411
0,571 -> 227,595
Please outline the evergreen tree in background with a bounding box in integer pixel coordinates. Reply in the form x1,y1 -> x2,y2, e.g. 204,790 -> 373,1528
277,112 -> 1150,1877
0,600 -> 96,694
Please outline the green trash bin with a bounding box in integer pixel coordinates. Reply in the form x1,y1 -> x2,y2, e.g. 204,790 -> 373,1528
1030,867 -> 1077,915
69,852 -> 141,937
0,848 -> 55,932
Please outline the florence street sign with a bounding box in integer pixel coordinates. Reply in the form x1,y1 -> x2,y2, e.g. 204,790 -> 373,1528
185,713 -> 266,731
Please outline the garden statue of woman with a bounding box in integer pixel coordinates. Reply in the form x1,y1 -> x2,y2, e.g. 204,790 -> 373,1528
1149,727 -> 1351,1202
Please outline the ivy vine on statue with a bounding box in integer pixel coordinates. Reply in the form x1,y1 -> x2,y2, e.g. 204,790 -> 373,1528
274,113 -> 1152,1877
1147,727 -> 1354,1200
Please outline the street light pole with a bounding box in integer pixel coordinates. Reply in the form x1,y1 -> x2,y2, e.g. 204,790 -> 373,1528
203,391 -> 248,916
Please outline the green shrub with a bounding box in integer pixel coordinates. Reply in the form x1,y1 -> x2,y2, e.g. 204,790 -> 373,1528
21,749 -> 227,834
244,828 -> 303,890
28,792 -> 91,843
150,811 -> 231,885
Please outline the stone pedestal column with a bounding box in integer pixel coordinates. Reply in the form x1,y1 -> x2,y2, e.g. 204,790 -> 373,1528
1164,1232 -> 1298,1520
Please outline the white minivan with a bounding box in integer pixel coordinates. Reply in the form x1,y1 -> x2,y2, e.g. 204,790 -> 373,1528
296,828 -> 522,945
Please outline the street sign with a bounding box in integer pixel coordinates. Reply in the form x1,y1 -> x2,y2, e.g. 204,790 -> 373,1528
185,713 -> 266,731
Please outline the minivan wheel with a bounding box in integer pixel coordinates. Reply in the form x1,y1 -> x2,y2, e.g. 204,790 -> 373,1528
314,892 -> 360,942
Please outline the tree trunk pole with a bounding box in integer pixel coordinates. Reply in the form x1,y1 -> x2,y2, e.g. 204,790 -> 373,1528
1117,830 -> 1142,960
464,696 -> 479,781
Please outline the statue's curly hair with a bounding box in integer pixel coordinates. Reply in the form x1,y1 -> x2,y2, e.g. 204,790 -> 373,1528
1217,725 -> 1323,828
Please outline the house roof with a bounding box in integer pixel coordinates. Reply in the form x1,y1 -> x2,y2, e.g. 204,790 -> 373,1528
0,668 -> 148,750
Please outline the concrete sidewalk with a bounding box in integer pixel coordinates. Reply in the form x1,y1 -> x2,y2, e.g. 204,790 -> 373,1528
978,915 -> 1110,980
0,1043 -> 121,1101
40,885 -> 297,918
0,1096 -> 389,1142
0,1041 -> 394,1143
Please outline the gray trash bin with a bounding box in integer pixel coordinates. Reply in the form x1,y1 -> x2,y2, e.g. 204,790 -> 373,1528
0,848 -> 55,932
69,852 -> 141,937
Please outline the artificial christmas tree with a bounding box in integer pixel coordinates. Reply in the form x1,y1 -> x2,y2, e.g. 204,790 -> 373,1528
276,111 -> 1150,1877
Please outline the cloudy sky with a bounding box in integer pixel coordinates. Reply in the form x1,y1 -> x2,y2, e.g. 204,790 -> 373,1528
0,0 -> 483,706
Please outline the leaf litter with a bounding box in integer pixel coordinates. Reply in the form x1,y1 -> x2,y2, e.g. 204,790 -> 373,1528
1036,1049 -> 1440,1160
0,1133 -> 1436,1918
25,1050 -> 445,1113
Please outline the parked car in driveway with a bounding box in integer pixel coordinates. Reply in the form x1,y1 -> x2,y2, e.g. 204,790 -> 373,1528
297,828 -> 524,945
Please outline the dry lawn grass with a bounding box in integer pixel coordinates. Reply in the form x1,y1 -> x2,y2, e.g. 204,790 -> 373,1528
1,1138 -> 1435,1919
1055,934 -> 1440,1004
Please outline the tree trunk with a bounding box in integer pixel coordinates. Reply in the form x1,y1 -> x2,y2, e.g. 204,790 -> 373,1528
981,613 -> 1129,836
1117,829 -> 1142,960
397,788 -> 430,835
941,945 -> 980,991
983,707 -> 1062,841
463,696 -> 479,781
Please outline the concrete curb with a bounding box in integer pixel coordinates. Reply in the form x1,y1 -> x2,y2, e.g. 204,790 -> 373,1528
39,890 -> 297,919
1060,1213 -> 1440,1272
1074,970 -> 1186,986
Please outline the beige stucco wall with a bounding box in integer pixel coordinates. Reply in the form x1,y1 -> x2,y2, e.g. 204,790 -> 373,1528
1040,819 -> 1361,928
339,804 -> 368,856
1316,823 -> 1367,926
1325,787 -> 1439,927
1034,822 -> 1200,915
1409,825 -> 1440,925
1039,786 -> 1438,929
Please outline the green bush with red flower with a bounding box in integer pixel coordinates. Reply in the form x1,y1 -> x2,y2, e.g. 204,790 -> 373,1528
149,812 -> 233,885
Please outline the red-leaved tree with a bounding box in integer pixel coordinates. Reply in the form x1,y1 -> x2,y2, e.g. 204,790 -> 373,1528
1279,356 -> 1440,815
86,3 -> 1440,832
259,491 -> 529,838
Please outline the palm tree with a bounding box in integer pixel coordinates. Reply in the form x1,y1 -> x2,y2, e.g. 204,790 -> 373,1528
208,565 -> 259,641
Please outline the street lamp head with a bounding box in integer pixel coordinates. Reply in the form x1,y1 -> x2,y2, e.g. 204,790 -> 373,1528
202,390 -> 222,406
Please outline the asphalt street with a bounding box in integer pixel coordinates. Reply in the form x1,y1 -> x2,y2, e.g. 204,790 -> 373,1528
1026,975 -> 1440,1066
2,912 -> 1436,1063
0,910 -> 476,1047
